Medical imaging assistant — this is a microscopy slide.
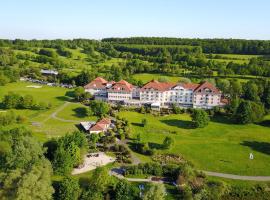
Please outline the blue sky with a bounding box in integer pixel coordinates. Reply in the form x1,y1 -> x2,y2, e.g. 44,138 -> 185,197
1,0 -> 270,40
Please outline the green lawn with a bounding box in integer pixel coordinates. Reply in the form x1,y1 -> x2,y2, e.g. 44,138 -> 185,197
119,111 -> 270,176
56,102 -> 97,121
0,82 -> 87,138
132,73 -> 186,83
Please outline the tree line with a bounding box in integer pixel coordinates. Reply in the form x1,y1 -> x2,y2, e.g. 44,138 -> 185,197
102,37 -> 270,55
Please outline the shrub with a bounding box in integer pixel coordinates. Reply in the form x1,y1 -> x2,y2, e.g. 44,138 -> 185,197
191,109 -> 210,128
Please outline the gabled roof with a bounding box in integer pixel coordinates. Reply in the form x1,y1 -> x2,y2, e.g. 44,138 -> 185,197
182,83 -> 200,90
141,80 -> 176,92
174,83 -> 200,90
97,118 -> 111,125
194,82 -> 220,94
108,80 -> 134,93
89,118 -> 112,132
90,124 -> 104,132
84,77 -> 108,90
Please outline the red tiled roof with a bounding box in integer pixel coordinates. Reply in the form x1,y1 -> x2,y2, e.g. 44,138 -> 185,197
90,124 -> 104,132
97,118 -> 111,125
84,77 -> 108,90
183,83 -> 200,90
194,82 -> 220,94
108,80 -> 134,92
89,118 -> 112,132
141,80 -> 176,92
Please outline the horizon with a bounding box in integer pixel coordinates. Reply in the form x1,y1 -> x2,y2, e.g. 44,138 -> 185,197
1,36 -> 270,41
1,0 -> 270,40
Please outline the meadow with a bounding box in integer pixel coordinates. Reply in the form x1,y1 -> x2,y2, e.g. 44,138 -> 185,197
119,111 -> 270,176
2,81 -> 270,177
0,82 -> 92,138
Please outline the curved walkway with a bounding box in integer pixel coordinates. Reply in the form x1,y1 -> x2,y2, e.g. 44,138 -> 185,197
203,171 -> 270,181
42,101 -> 80,123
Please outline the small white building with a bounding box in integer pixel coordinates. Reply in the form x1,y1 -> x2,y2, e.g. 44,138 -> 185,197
41,69 -> 58,76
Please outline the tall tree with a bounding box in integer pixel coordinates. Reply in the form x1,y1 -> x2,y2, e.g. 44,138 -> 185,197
143,183 -> 166,200
55,176 -> 80,200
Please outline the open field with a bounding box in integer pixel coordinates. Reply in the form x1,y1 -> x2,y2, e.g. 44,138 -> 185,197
211,53 -> 261,59
132,73 -> 264,84
132,73 -> 185,83
119,111 -> 270,176
0,82 -> 95,138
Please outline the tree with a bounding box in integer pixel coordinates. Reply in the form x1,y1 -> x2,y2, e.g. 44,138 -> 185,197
191,109 -> 210,128
0,160 -> 54,200
235,101 -> 253,124
216,79 -> 230,94
143,183 -> 166,200
2,92 -> 21,109
89,134 -> 100,150
50,131 -> 87,175
250,101 -> 265,123
89,100 -> 110,117
74,87 -> 91,102
89,167 -> 111,193
76,70 -> 97,86
243,82 -> 260,102
80,190 -> 103,200
172,103 -> 181,114
227,97 -> 240,115
115,180 -> 138,200
141,118 -> 147,127
163,136 -> 174,150
0,72 -> 9,86
229,80 -> 242,98
21,94 -> 34,109
0,127 -> 54,200
55,176 -> 80,200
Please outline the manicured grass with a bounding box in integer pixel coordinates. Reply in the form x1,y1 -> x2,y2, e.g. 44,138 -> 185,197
31,118 -> 79,138
132,73 -> 266,85
0,81 -> 69,107
56,102 -> 97,121
132,73 -> 185,83
119,111 -> 270,176
0,82 -> 83,138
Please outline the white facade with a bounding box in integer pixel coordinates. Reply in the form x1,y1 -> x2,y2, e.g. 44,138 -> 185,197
108,91 -> 133,102
85,78 -> 224,109
193,92 -> 221,109
140,86 -> 194,106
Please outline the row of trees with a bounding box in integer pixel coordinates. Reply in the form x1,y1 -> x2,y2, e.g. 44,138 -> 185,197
1,92 -> 51,110
103,37 -> 270,55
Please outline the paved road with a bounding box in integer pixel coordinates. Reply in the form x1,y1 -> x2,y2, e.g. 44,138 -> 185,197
203,171 -> 270,181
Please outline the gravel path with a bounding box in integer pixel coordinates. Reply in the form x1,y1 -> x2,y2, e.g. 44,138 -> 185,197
41,101 -> 80,123
203,171 -> 270,181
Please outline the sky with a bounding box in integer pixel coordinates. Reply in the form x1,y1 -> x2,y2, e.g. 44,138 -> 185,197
1,0 -> 270,40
